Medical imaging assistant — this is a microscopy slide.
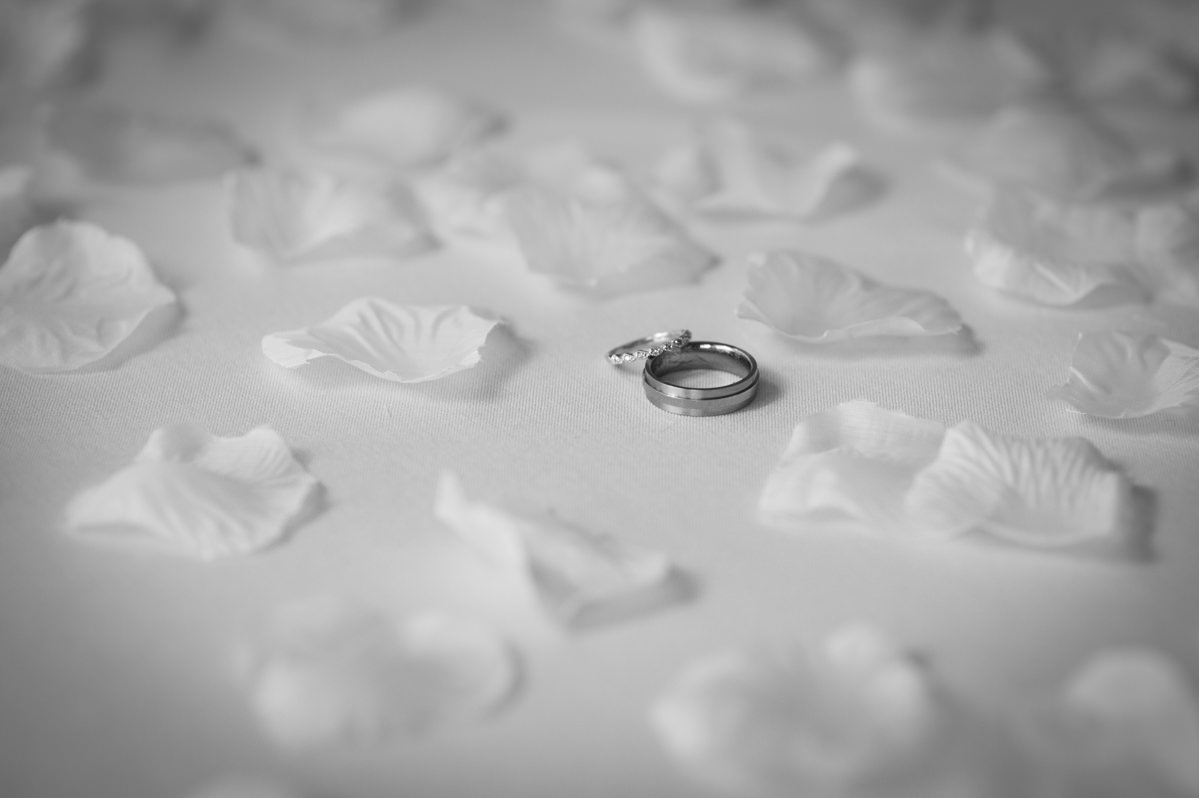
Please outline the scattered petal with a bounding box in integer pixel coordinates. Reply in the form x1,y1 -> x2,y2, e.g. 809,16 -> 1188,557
850,27 -> 1049,132
37,102 -> 256,185
629,1 -> 839,103
503,156 -> 715,296
413,145 -> 541,248
1131,0 -> 1199,64
65,424 -> 320,561
182,777 -> 299,798
244,598 -> 516,747
0,167 -> 39,255
759,401 -> 947,529
435,471 -> 689,629
301,86 -> 505,170
0,0 -> 99,94
807,0 -> 990,52
227,168 -> 434,263
1020,649 -> 1199,798
651,624 -> 948,796
1050,331 -> 1199,419
1021,27 -> 1199,108
943,96 -> 1190,200
737,251 -> 963,342
551,0 -> 638,27
964,187 -> 1141,306
0,221 -> 175,373
230,0 -> 421,39
762,402 -> 1142,554
654,119 -> 880,221
93,0 -> 219,36
905,422 -> 1133,547
1135,197 -> 1199,306
262,298 -> 500,383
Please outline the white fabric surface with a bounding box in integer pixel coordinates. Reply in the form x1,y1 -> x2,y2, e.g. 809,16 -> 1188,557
2,4 -> 1199,798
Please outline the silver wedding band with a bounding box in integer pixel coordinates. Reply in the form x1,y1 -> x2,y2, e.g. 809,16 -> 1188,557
607,329 -> 691,366
643,341 -> 759,416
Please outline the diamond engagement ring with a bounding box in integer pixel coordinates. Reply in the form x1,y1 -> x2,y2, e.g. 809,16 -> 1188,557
642,341 -> 759,416
607,329 -> 692,366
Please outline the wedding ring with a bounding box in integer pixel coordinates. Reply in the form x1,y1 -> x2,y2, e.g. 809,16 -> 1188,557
643,341 -> 759,416
607,329 -> 692,366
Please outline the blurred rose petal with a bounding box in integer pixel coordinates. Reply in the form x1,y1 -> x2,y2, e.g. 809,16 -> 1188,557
229,0 -> 421,38
1018,649 -> 1199,798
629,1 -> 839,103
759,401 -> 947,530
1135,197 -> 1199,306
302,86 -> 505,170
815,0 -> 992,51
182,777 -> 299,798
762,402 -> 1140,554
651,624 -> 950,796
0,0 -> 99,94
550,0 -> 638,28
417,142 -> 651,251
1020,27 -> 1199,108
905,422 -> 1133,548
0,167 -> 39,255
37,102 -> 255,186
0,221 -> 175,373
66,424 -> 320,560
262,298 -> 500,383
1131,0 -> 1199,64
943,96 -> 1190,200
738,251 -> 963,342
417,144 -> 539,246
850,27 -> 1049,132
503,155 -> 714,296
1050,331 -> 1199,419
654,119 -> 880,221
228,168 -> 434,263
244,598 -> 516,747
964,187 -> 1141,306
93,0 -> 219,35
435,471 -> 689,629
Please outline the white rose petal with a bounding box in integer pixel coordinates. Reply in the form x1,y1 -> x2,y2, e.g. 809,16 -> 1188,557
738,251 -> 963,342
850,27 -> 1049,132
227,168 -> 434,263
762,402 -> 1139,554
629,1 -> 839,103
38,102 -> 255,186
654,119 -> 880,221
759,401 -> 948,530
651,624 -> 948,796
244,599 -> 516,747
262,299 -> 501,383
964,187 -> 1142,306
66,424 -> 320,561
1050,331 -> 1199,419
904,422 -> 1133,547
435,471 -> 689,629
301,86 -> 505,169
1018,649 -> 1199,798
943,96 -> 1190,200
503,157 -> 715,296
0,221 -> 175,373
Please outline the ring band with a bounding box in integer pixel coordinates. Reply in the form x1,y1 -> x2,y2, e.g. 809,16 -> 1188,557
642,341 -> 759,416
607,329 -> 692,366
